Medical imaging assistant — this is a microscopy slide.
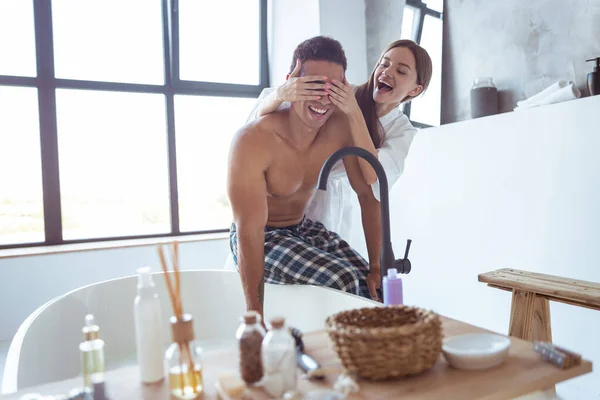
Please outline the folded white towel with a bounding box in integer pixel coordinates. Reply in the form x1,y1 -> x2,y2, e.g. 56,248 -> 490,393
514,81 -> 581,111
516,80 -> 569,107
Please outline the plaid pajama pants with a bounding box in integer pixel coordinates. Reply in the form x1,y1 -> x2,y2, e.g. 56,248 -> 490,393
229,217 -> 371,298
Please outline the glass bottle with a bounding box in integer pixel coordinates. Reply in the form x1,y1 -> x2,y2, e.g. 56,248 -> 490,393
262,317 -> 297,398
165,314 -> 203,399
79,314 -> 105,391
235,311 -> 266,384
470,77 -> 498,118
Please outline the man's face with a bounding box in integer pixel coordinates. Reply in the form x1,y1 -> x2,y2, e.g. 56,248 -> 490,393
290,60 -> 344,130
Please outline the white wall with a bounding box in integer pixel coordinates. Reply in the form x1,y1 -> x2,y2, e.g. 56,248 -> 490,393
267,0 -> 411,89
319,0 -> 368,83
366,96 -> 599,398
267,0 -> 368,86
0,239 -> 230,342
267,0 -> 321,86
365,0 -> 406,76
441,0 -> 600,122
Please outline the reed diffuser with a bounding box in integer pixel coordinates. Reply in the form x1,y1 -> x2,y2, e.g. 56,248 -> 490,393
157,242 -> 203,399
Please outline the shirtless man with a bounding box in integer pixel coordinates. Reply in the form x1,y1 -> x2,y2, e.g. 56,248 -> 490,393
227,36 -> 382,317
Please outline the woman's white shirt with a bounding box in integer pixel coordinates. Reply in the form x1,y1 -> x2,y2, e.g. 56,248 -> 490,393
245,87 -> 417,240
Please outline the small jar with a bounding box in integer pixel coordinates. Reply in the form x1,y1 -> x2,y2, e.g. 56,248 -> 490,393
470,77 -> 498,118
236,311 -> 266,384
262,317 -> 297,398
165,314 -> 203,399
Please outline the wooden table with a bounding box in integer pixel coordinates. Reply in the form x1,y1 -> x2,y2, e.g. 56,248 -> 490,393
4,316 -> 591,400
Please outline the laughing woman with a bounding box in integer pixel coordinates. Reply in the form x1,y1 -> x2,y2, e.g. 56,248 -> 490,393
247,39 -> 433,240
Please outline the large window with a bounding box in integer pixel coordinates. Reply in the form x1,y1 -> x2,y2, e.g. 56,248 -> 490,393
174,95 -> 257,232
0,87 -> 44,245
400,0 -> 443,127
56,90 -> 171,240
52,0 -> 165,85
0,1 -> 37,77
178,1 -> 260,85
0,0 -> 268,249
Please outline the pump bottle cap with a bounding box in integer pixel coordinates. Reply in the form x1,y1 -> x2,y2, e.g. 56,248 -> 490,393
586,57 -> 600,71
137,266 -> 155,288
387,268 -> 398,279
83,314 -> 100,341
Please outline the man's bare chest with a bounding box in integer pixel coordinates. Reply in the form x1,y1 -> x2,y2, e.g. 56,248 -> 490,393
265,138 -> 343,198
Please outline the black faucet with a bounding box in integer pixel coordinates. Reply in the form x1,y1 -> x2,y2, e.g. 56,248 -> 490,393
317,146 -> 412,285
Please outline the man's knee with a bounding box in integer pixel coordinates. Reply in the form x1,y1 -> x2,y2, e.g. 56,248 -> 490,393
326,261 -> 361,294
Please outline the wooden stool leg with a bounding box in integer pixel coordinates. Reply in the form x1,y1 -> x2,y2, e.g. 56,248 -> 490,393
508,290 -> 552,341
509,289 -> 534,340
509,290 -> 555,394
531,295 -> 552,342
532,295 -> 555,394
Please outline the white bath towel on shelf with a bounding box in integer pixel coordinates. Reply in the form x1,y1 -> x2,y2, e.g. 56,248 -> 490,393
514,81 -> 581,111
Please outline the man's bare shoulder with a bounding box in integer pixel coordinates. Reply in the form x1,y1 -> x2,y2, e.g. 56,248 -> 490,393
232,111 -> 288,150
254,107 -> 290,133
229,112 -> 289,173
232,118 -> 272,150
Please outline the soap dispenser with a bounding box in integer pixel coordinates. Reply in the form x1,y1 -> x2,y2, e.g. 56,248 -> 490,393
586,57 -> 600,96
383,268 -> 403,306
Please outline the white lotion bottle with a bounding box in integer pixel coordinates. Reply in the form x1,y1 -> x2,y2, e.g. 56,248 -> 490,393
134,266 -> 165,383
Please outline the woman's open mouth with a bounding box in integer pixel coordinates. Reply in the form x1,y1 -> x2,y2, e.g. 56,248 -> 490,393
377,80 -> 393,93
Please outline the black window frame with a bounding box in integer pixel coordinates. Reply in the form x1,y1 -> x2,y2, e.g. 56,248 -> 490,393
0,0 -> 269,250
402,0 -> 443,129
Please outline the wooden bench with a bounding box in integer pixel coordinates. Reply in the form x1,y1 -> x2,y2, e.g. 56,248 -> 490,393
478,268 -> 600,342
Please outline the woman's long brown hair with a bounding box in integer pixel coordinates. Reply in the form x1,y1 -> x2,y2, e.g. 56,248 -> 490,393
354,40 -> 432,148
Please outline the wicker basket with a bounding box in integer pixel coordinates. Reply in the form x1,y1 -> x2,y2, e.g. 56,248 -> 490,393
325,305 -> 443,381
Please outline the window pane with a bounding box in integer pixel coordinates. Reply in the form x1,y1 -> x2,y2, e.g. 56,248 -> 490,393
0,1 -> 36,77
52,0 -> 164,84
175,95 -> 257,232
56,90 -> 170,240
401,7 -> 416,40
179,0 -> 260,85
0,86 -> 44,245
423,0 -> 443,13
410,15 -> 443,126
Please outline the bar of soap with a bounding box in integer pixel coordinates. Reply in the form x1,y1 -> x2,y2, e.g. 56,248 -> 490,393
217,371 -> 247,398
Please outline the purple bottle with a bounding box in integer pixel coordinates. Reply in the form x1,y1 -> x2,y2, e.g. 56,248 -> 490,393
383,268 -> 403,306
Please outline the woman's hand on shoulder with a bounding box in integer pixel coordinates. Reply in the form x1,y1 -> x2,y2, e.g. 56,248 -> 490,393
328,77 -> 362,116
275,59 -> 329,103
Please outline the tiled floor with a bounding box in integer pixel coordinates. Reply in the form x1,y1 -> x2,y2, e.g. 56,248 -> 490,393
0,339 -> 10,385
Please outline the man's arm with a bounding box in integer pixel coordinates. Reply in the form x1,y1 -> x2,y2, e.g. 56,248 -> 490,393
227,127 -> 270,317
255,88 -> 285,118
342,153 -> 383,301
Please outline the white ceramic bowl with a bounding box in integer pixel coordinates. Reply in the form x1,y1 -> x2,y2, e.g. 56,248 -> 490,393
442,333 -> 511,370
